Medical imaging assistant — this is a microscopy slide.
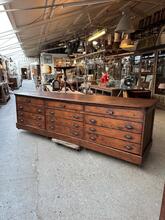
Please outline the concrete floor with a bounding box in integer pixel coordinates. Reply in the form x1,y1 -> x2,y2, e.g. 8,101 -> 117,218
0,80 -> 165,220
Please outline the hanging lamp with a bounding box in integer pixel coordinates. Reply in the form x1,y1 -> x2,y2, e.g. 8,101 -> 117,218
115,12 -> 135,34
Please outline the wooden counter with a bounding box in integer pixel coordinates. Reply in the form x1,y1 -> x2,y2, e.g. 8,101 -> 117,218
15,91 -> 157,165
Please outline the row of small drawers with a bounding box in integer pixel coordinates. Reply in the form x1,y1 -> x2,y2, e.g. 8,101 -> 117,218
16,96 -> 144,121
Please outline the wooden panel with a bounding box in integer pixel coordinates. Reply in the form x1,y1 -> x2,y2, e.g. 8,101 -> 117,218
17,103 -> 44,115
45,100 -> 83,111
85,133 -> 141,155
85,115 -> 143,134
17,96 -> 44,106
85,106 -> 144,120
85,124 -> 142,144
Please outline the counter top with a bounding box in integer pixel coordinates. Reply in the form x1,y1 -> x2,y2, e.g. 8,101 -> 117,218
14,91 -> 157,109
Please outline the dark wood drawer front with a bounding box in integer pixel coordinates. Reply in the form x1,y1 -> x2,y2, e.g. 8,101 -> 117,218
85,133 -> 141,155
55,110 -> 83,122
18,117 -> 45,129
17,104 -> 44,115
17,96 -> 44,106
85,106 -> 144,120
85,115 -> 143,134
46,117 -> 83,130
45,100 -> 83,111
55,126 -> 83,139
85,124 -> 141,144
18,111 -> 45,122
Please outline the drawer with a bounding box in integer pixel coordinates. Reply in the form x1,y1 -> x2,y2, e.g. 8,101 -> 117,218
55,110 -> 83,122
85,106 -> 144,120
85,133 -> 141,155
46,109 -> 83,121
45,100 -> 83,111
17,117 -> 45,129
85,115 -> 143,134
17,104 -> 44,115
46,117 -> 83,131
85,124 -> 141,144
55,126 -> 83,139
18,111 -> 45,122
17,96 -> 44,106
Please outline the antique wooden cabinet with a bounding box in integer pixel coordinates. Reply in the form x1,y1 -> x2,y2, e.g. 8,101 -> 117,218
15,92 -> 157,165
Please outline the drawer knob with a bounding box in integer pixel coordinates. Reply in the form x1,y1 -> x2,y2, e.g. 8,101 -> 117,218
38,123 -> 41,127
73,115 -> 80,119
20,119 -> 24,122
50,126 -> 54,130
107,110 -> 114,115
90,127 -> 96,132
51,119 -> 55,122
20,112 -> 23,116
37,116 -> 42,120
89,136 -> 96,141
72,132 -> 79,136
19,105 -> 23,109
38,109 -> 42,113
90,119 -> 96,124
50,112 -> 54,115
125,145 -> 133,150
26,99 -> 31,103
73,124 -> 79,128
125,124 -> 133,130
124,134 -> 133,140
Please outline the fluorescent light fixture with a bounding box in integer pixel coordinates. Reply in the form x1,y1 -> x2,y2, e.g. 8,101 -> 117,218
88,29 -> 106,42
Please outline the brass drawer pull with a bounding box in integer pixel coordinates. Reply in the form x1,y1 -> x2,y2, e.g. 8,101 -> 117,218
106,110 -> 114,115
19,112 -> 23,116
38,123 -> 41,127
125,145 -> 133,150
37,109 -> 42,113
37,116 -> 42,120
89,136 -> 97,141
90,127 -> 96,132
73,115 -> 80,119
19,105 -> 23,109
90,119 -> 96,124
50,111 -> 54,115
20,119 -> 24,122
49,126 -> 54,130
72,132 -> 79,136
124,135 -> 133,140
51,119 -> 55,122
125,124 -> 133,130
73,124 -> 79,128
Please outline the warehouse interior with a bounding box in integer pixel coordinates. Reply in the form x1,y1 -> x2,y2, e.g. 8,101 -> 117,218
0,0 -> 165,219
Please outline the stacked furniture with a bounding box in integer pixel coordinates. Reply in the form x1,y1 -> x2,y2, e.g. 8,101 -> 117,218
15,92 -> 157,165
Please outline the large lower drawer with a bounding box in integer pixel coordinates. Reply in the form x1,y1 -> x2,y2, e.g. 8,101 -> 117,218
85,124 -> 142,144
85,114 -> 143,134
45,100 -> 83,111
17,96 -> 44,106
85,106 -> 144,121
17,103 -> 44,115
46,109 -> 83,122
85,133 -> 141,155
